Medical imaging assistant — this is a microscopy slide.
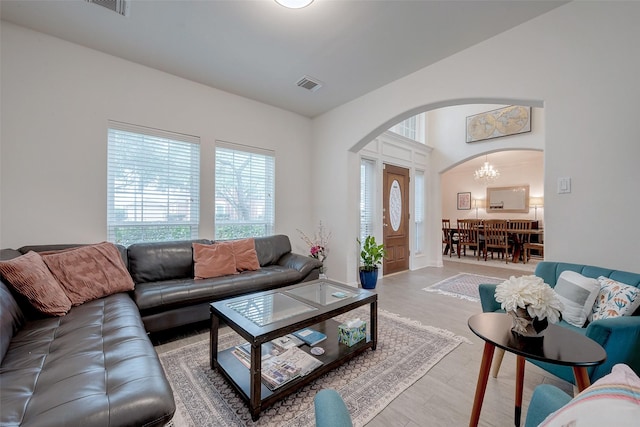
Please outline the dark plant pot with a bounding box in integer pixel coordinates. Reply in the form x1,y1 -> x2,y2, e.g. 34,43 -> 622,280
359,268 -> 379,289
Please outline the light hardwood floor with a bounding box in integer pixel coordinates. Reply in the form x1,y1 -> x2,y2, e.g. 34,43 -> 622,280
154,257 -> 571,427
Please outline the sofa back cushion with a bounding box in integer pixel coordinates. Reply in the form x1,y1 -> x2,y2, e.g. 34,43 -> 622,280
0,281 -> 25,365
128,239 -> 211,283
254,235 -> 292,266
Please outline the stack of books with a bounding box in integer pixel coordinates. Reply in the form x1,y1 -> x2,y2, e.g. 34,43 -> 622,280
292,328 -> 327,346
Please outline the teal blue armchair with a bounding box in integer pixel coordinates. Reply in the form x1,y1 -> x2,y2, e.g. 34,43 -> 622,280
479,261 -> 640,384
524,384 -> 572,427
314,389 -> 353,427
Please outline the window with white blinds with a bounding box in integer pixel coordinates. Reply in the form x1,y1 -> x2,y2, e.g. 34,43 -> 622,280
215,142 -> 274,240
107,121 -> 200,245
360,158 -> 376,244
389,113 -> 426,143
414,170 -> 425,254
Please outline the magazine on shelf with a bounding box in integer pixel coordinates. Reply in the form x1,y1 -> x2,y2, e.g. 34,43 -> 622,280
261,347 -> 324,390
231,345 -> 323,390
292,328 -> 327,346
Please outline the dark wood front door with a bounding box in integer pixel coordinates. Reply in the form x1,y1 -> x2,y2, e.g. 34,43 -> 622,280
382,164 -> 410,275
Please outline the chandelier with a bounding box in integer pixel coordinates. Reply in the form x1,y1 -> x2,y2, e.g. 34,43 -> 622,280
474,156 -> 500,184
275,0 -> 314,8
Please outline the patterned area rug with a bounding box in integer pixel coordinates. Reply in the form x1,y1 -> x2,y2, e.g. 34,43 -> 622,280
160,308 -> 467,427
423,273 -> 506,302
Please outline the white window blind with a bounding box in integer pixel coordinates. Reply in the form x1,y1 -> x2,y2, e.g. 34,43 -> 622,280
215,141 -> 274,240
107,121 -> 200,245
414,170 -> 425,254
360,158 -> 376,244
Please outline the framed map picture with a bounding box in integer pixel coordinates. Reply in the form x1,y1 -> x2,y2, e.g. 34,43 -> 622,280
457,192 -> 471,210
466,105 -> 531,143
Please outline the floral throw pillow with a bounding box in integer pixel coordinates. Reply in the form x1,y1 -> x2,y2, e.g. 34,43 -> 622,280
589,276 -> 640,321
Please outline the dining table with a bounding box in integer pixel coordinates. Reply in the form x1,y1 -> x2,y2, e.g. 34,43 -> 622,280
508,228 -> 543,263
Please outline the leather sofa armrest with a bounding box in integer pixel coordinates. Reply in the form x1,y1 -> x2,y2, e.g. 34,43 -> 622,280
479,283 -> 502,312
524,384 -> 572,427
585,316 -> 640,381
277,252 -> 322,276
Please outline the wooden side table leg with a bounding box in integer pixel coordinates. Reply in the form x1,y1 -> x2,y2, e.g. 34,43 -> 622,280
515,356 -> 526,427
469,342 -> 495,427
573,367 -> 591,392
491,348 -> 505,378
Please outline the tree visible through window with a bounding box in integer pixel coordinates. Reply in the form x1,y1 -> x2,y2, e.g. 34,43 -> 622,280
215,142 -> 274,239
107,122 -> 200,245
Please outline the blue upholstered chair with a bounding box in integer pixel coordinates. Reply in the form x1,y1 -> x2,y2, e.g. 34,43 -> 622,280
479,261 -> 640,385
314,389 -> 353,427
524,384 -> 572,427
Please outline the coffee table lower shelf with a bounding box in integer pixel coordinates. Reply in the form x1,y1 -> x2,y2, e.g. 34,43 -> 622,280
214,318 -> 374,419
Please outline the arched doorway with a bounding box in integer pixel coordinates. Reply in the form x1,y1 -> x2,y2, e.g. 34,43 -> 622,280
354,101 -> 544,276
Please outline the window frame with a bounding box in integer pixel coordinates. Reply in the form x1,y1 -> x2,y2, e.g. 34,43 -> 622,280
214,141 -> 275,240
106,121 -> 201,245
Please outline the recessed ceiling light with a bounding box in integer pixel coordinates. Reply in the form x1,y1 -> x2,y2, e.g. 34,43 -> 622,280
275,0 -> 314,9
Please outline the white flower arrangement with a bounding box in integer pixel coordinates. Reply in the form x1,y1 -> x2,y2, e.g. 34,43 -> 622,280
495,275 -> 564,323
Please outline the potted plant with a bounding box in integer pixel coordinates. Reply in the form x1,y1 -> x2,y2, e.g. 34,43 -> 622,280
357,235 -> 386,289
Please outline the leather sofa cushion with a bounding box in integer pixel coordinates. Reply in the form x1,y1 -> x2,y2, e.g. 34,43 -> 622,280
254,234 -> 292,266
42,242 -> 135,305
0,293 -> 175,427
0,251 -> 72,316
128,239 -> 211,284
0,281 -> 24,364
134,265 -> 302,314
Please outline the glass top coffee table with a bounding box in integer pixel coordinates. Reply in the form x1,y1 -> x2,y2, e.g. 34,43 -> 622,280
209,279 -> 378,421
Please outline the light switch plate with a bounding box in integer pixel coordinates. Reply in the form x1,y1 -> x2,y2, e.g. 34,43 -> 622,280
558,177 -> 571,194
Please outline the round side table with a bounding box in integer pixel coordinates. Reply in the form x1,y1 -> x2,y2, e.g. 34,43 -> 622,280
467,312 -> 606,427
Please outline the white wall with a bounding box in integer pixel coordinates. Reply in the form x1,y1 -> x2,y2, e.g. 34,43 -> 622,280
313,1 -> 640,283
0,22 -> 315,252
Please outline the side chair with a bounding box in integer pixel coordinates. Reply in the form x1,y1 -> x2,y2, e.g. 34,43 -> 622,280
483,219 -> 509,263
442,219 -> 458,257
456,219 -> 482,260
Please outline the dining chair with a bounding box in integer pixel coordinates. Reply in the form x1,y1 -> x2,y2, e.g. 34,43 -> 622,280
442,219 -> 458,257
524,231 -> 544,263
483,219 -> 510,263
442,219 -> 450,256
456,219 -> 482,260
508,220 -> 533,263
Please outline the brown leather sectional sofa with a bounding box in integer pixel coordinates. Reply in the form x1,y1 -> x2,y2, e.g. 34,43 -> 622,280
0,235 -> 321,427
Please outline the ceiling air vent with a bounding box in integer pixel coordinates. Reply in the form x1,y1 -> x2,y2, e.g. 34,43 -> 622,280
296,75 -> 323,92
85,0 -> 129,17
